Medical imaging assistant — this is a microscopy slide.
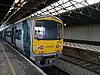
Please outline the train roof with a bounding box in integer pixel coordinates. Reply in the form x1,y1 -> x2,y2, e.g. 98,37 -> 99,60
34,15 -> 62,22
14,15 -> 62,24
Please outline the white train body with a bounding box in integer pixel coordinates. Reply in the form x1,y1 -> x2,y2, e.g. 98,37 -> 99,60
1,16 -> 64,67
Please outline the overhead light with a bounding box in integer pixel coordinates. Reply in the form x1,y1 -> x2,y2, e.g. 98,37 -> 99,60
8,10 -> 11,13
64,23 -> 67,26
14,0 -> 20,3
21,0 -> 24,2
18,4 -> 20,6
20,1 -> 26,7
31,14 -> 34,16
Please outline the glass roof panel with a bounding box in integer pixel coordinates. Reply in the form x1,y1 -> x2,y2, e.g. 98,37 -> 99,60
87,0 -> 99,5
31,0 -> 100,16
55,6 -> 62,11
51,2 -> 59,7
61,2 -> 72,8
49,9 -> 55,13
57,0 -> 63,5
47,6 -> 52,10
58,9 -> 66,14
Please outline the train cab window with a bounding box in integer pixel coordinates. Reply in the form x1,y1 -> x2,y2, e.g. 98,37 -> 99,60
35,20 -> 62,40
35,27 -> 45,39
57,23 -> 62,39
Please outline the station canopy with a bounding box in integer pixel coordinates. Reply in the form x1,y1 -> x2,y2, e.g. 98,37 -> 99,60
32,0 -> 100,26
1,0 -> 100,26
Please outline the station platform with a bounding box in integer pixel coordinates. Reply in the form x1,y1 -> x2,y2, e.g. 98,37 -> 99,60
63,42 -> 100,66
64,42 -> 100,52
0,38 -> 46,75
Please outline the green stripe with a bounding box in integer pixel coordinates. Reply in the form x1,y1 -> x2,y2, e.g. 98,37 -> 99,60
22,20 -> 30,57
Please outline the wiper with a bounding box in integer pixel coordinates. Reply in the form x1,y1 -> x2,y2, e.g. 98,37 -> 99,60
57,38 -> 62,40
36,37 -> 40,40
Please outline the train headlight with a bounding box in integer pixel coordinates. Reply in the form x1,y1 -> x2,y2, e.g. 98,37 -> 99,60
34,46 -> 44,50
40,46 -> 44,49
56,45 -> 59,48
56,45 -> 61,48
34,46 -> 38,50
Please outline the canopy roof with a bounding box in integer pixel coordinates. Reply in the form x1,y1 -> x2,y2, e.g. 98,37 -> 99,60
1,0 -> 100,27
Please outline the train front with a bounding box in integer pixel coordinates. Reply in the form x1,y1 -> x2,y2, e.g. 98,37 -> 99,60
32,16 -> 63,67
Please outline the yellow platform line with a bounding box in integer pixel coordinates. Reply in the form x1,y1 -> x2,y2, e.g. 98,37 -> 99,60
0,43 -> 17,75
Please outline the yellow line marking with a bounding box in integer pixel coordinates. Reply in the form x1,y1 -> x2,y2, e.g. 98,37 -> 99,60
0,43 -> 17,75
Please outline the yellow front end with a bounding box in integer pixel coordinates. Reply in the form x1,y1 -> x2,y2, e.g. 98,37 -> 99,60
31,16 -> 64,67
33,39 -> 63,54
32,16 -> 64,55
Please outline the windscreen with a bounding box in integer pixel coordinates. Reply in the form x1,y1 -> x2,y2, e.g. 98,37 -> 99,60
35,20 -> 62,40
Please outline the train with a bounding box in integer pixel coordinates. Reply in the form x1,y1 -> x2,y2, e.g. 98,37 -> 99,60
0,15 -> 64,67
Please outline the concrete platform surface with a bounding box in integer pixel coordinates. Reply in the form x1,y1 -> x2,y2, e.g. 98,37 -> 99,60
0,38 -> 46,75
64,42 -> 100,52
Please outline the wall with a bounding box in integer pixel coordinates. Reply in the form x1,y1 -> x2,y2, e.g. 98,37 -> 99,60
64,24 -> 100,42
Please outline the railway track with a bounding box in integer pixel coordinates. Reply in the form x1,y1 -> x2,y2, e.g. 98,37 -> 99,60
60,53 -> 100,74
42,65 -> 70,75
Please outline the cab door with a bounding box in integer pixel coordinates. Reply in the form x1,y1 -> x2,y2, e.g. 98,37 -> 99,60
22,20 -> 31,57
11,27 -> 16,45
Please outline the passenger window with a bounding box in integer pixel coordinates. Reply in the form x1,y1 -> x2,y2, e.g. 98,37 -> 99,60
6,31 -> 11,37
15,29 -> 22,40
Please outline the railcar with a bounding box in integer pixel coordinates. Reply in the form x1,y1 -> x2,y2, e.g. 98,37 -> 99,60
1,16 -> 64,67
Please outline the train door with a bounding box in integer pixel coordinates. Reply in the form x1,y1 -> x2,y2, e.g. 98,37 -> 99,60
22,20 -> 30,57
4,30 -> 6,39
11,27 -> 16,45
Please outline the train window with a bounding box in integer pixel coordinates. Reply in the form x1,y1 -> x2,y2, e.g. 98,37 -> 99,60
35,20 -> 62,40
57,23 -> 62,39
35,27 -> 45,39
5,31 -> 11,37
15,29 -> 21,40
26,27 -> 30,40
0,31 -> 3,36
